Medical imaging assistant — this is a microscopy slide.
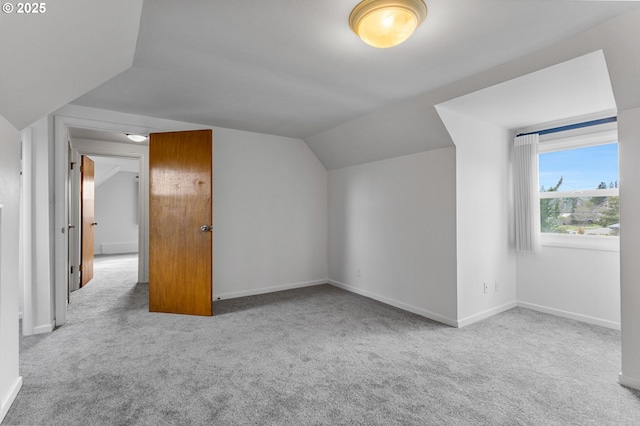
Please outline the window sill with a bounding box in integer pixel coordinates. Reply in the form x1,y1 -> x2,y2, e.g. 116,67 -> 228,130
541,233 -> 619,252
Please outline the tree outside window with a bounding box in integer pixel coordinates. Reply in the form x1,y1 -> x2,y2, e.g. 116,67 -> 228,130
539,142 -> 619,236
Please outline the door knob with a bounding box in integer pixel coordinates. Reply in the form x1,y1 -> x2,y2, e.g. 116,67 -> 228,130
200,225 -> 213,232
91,222 -> 98,226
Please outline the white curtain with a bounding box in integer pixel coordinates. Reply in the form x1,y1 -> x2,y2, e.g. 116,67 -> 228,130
514,134 -> 541,253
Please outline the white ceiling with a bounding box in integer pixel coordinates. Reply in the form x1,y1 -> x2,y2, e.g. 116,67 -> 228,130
68,127 -> 143,186
0,0 -> 143,129
437,50 -> 617,130
91,156 -> 139,187
90,156 -> 139,172
70,0 -> 640,140
68,127 -> 147,145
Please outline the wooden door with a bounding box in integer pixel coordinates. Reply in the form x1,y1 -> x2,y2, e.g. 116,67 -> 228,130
149,129 -> 213,316
80,155 -> 96,287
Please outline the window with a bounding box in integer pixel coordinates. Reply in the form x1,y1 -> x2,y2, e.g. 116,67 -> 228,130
538,129 -> 619,249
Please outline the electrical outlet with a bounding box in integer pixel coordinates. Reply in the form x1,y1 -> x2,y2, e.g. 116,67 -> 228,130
483,282 -> 489,294
495,281 -> 499,292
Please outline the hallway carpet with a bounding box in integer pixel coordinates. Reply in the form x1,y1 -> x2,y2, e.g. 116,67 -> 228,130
4,254 -> 640,425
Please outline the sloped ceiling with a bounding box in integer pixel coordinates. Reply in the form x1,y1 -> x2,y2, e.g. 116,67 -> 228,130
90,156 -> 139,188
67,0 -> 640,169
437,51 -> 617,131
72,1 -> 638,138
0,0 -> 143,130
307,8 -> 640,169
7,1 -> 638,168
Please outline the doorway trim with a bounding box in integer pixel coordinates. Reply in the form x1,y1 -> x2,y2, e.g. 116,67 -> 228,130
54,115 -> 152,326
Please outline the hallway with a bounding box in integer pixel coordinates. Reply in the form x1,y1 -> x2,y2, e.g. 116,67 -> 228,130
70,253 -> 143,316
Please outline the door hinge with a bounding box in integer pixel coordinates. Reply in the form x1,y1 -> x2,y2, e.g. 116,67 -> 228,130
79,264 -> 83,272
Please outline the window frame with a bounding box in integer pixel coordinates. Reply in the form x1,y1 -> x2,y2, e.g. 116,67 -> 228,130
537,129 -> 619,252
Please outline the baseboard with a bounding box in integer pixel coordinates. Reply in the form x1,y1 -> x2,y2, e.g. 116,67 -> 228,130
33,321 -> 55,334
619,373 -> 640,391
100,242 -> 138,255
517,301 -> 620,330
457,301 -> 518,328
328,279 -> 458,327
0,376 -> 23,424
214,279 -> 327,300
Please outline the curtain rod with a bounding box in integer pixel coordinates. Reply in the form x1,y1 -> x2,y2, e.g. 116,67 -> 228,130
516,116 -> 617,137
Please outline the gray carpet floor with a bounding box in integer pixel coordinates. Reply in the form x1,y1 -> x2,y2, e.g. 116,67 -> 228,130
4,254 -> 640,425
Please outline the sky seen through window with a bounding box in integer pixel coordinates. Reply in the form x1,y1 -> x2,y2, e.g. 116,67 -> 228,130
539,143 -> 618,192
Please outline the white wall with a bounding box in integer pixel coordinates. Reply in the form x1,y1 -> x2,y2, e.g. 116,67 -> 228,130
0,114 -> 23,422
328,148 -> 458,326
94,171 -> 139,255
437,107 -> 517,326
51,105 -> 328,308
619,107 -> 640,390
517,247 -> 620,329
213,127 -> 328,298
24,116 -> 55,335
437,89 -> 622,332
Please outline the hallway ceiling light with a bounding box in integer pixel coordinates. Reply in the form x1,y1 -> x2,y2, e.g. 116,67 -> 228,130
349,0 -> 427,48
126,134 -> 147,142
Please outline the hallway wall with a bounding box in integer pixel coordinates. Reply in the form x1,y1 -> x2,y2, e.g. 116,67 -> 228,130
0,114 -> 23,422
95,171 -> 139,255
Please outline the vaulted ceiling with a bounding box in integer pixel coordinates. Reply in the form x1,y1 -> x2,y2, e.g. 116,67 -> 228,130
3,1 -> 640,169
0,0 -> 143,129
73,0 -> 637,138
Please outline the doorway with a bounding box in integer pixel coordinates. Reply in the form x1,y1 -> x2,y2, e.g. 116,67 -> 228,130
70,151 -> 141,295
58,124 -> 150,324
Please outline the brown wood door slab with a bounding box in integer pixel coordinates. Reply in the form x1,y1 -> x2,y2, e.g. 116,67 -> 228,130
81,155 -> 95,287
149,129 -> 213,316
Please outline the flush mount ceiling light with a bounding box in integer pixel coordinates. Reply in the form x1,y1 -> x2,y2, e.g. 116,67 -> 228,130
349,0 -> 427,48
126,134 -> 147,142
